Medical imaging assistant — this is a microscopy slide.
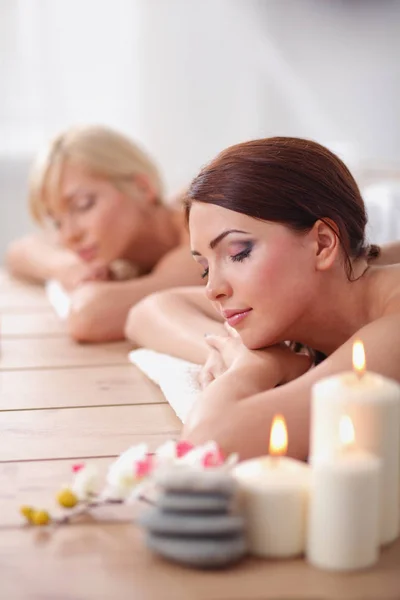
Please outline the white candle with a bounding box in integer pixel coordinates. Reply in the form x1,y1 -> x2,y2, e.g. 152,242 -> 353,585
310,341 -> 400,545
233,415 -> 310,558
307,416 -> 381,571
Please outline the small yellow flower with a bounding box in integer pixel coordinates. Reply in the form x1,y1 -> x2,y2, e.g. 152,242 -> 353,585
56,487 -> 78,508
31,510 -> 51,526
20,505 -> 35,523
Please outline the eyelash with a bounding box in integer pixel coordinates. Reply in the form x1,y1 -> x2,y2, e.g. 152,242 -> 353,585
75,194 -> 96,211
231,244 -> 252,263
201,243 -> 253,279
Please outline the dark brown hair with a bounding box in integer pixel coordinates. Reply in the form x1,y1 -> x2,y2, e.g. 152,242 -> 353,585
185,137 -> 379,278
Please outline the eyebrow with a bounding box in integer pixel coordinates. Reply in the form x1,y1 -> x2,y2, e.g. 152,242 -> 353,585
191,229 -> 250,256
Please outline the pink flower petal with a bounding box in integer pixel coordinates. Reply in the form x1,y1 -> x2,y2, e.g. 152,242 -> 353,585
176,441 -> 194,458
72,463 -> 85,473
135,454 -> 154,478
202,449 -> 225,468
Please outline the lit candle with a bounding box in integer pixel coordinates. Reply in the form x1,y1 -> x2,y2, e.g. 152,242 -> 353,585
233,415 -> 310,558
310,340 -> 400,545
307,415 -> 381,571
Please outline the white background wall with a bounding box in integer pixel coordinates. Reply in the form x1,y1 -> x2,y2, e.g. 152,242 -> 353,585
1,0 -> 399,259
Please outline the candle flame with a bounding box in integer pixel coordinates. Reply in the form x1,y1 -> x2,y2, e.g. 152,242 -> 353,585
269,414 -> 288,457
352,340 -> 366,376
339,415 -> 355,447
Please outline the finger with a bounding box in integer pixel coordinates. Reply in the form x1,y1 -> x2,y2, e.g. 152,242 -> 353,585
204,334 -> 228,352
93,266 -> 110,280
198,369 -> 214,390
224,322 -> 240,338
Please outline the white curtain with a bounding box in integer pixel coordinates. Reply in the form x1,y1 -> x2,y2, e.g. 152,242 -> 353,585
1,0 -> 143,156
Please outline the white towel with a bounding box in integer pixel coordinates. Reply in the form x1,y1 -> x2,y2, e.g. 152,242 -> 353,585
45,280 -> 71,320
128,349 -> 201,423
45,280 -> 202,422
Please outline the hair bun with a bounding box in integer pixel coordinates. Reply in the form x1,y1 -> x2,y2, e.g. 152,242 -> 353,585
367,243 -> 381,260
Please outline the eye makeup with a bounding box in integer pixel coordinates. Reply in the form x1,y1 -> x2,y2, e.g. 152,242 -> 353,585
229,240 -> 253,263
200,240 -> 254,279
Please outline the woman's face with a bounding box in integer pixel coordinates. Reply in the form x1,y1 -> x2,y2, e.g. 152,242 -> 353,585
47,163 -> 149,266
189,202 -> 317,349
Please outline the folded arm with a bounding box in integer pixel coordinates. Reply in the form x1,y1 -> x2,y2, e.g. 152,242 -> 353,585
68,245 -> 204,343
374,240 -> 400,266
125,286 -> 225,363
5,234 -> 78,284
183,313 -> 400,461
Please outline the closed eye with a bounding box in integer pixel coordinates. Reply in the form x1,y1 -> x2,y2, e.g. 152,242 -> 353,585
230,242 -> 253,263
73,194 -> 97,212
201,267 -> 209,279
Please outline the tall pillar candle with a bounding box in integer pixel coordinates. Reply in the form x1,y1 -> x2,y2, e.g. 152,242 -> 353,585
310,342 -> 400,545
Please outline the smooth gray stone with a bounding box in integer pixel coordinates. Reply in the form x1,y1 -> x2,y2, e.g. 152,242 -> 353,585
138,507 -> 245,537
158,491 -> 230,514
154,467 -> 236,496
146,532 -> 247,568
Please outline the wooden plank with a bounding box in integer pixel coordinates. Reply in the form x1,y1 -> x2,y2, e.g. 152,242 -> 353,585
1,311 -> 66,337
0,404 -> 181,461
0,523 -> 399,600
0,337 -> 133,370
0,365 -> 165,411
0,286 -> 49,312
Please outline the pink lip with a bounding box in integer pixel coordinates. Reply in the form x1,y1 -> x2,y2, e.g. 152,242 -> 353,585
77,246 -> 97,263
222,308 -> 253,327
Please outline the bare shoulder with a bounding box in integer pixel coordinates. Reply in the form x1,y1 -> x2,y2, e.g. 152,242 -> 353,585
378,264 -> 400,316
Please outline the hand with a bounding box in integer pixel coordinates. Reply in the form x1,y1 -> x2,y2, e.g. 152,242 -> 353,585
198,346 -> 226,389
56,259 -> 111,292
198,324 -> 240,389
203,332 -> 312,389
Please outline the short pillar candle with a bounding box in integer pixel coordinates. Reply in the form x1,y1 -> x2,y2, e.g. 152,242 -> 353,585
233,415 -> 310,558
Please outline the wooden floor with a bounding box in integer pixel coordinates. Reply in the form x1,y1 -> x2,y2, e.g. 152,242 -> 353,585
1,271 -> 400,599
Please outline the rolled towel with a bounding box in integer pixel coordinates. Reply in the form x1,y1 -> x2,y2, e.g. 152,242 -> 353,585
129,349 -> 201,423
45,280 -> 71,320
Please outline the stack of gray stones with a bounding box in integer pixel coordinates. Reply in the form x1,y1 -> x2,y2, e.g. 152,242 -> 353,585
138,467 -> 248,568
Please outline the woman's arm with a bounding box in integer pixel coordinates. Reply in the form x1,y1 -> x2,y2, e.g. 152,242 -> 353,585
5,234 -> 79,284
125,286 -> 225,363
68,245 -> 207,343
183,313 -> 400,461
374,241 -> 400,266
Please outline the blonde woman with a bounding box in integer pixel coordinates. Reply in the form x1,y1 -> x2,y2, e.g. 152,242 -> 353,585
6,125 -> 203,342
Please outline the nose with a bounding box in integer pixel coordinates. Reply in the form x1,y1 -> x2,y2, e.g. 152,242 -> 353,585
59,216 -> 83,248
205,270 -> 232,302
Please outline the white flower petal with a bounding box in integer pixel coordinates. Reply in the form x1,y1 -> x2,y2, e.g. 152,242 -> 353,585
155,440 -> 178,465
106,443 -> 149,496
71,465 -> 100,500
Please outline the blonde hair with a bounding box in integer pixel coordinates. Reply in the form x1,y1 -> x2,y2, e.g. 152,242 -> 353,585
29,125 -> 164,222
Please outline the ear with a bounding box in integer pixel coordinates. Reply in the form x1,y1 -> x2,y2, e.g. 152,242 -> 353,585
311,219 -> 340,271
